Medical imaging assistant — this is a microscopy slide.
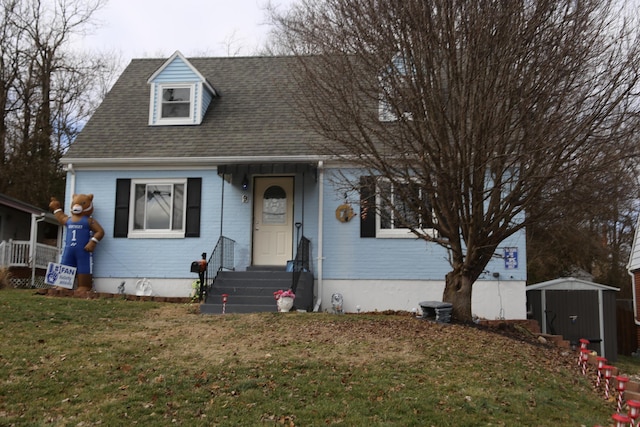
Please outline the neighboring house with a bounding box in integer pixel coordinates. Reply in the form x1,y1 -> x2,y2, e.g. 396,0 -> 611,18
0,193 -> 60,287
60,51 -> 527,317
627,216 -> 640,353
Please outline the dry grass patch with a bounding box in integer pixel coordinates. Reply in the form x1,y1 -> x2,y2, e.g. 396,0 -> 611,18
0,290 -> 616,426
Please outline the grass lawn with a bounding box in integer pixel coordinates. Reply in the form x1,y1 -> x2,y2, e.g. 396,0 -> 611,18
0,289 -> 618,426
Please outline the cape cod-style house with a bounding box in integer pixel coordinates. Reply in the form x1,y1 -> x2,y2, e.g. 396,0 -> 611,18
59,51 -> 527,317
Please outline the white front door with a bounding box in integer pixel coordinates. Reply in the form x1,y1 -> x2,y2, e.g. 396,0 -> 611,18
252,176 -> 294,266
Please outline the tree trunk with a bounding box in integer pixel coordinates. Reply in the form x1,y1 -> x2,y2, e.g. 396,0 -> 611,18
442,269 -> 474,323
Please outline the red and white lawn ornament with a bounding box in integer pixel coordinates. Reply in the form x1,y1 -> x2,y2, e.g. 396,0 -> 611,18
578,338 -> 589,364
612,412 -> 632,427
596,356 -> 607,387
580,348 -> 590,376
626,399 -> 640,427
221,293 -> 229,314
617,375 -> 630,413
604,365 -> 614,400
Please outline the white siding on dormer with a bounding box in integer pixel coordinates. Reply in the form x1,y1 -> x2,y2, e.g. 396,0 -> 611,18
154,55 -> 200,82
202,89 -> 213,119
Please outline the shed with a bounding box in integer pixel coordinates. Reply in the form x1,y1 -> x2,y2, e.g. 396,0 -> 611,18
526,278 -> 619,361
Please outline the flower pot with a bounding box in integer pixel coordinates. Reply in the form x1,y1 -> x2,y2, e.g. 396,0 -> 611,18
277,296 -> 294,312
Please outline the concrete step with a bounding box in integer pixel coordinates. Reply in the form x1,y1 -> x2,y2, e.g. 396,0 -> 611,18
201,270 -> 315,314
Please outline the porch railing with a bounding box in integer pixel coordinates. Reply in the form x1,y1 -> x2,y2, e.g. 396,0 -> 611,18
202,236 -> 235,301
291,236 -> 311,293
0,240 -> 59,269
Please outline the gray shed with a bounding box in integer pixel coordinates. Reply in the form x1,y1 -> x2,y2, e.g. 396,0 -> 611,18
526,278 -> 619,361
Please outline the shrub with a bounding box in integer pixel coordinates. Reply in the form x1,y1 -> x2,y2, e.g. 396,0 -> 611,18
0,267 -> 12,289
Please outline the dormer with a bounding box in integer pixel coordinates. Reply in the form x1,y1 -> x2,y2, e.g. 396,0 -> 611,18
147,51 -> 217,126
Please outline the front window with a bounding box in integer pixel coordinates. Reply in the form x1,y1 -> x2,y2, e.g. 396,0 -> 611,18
130,179 -> 186,238
376,178 -> 434,238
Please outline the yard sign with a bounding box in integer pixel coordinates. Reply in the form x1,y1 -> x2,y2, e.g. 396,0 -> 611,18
45,262 -> 77,289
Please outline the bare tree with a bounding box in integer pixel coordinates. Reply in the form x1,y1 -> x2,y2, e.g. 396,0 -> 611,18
527,164 -> 640,296
271,0 -> 640,321
0,0 -> 115,208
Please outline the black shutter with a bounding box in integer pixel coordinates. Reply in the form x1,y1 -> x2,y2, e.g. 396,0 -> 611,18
360,175 -> 376,238
185,178 -> 202,238
113,179 -> 131,238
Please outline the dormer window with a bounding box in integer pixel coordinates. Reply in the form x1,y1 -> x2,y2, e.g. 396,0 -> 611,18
147,51 -> 217,126
161,86 -> 191,119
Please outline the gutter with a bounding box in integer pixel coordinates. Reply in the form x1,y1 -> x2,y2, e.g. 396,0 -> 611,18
60,155 -> 330,169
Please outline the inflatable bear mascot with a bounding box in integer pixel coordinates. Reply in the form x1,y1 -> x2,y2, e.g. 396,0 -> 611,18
49,194 -> 105,294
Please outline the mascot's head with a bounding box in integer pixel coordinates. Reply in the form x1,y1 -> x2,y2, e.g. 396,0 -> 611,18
70,194 -> 94,216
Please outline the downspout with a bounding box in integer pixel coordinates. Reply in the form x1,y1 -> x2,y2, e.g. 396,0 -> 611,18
597,289 -> 606,357
67,163 -> 76,202
30,213 -> 46,287
540,289 -> 547,334
301,171 -> 305,238
220,172 -> 225,238
315,160 -> 324,311
58,163 -> 76,256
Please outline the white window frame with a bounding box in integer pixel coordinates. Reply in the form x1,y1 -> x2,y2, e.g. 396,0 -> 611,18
128,178 -> 187,239
375,178 -> 436,239
154,83 -> 195,125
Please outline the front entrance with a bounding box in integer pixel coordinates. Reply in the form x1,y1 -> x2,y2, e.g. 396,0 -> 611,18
252,176 -> 294,266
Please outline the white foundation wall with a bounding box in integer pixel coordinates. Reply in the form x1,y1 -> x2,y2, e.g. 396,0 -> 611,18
91,277 -> 527,320
318,279 -> 527,320
93,278 -> 194,298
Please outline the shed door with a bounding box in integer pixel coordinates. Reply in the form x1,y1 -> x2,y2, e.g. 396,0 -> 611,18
252,177 -> 294,266
545,290 -> 600,344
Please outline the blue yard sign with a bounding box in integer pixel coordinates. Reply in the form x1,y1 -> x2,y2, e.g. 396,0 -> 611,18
45,262 -> 77,289
504,247 -> 518,270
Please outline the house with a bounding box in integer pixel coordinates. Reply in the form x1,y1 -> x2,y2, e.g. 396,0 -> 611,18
0,193 -> 60,287
60,51 -> 527,317
627,215 -> 640,353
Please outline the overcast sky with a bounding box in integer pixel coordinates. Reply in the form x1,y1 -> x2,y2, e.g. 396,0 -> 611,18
73,0 -> 294,62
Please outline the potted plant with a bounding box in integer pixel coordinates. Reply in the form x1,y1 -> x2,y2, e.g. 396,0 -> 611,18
273,289 -> 295,312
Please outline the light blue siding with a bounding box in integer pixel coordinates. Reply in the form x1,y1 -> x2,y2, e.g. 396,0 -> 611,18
65,165 -> 526,284
68,170 -> 225,279
201,89 -> 214,119
319,169 -> 527,281
152,56 -> 200,83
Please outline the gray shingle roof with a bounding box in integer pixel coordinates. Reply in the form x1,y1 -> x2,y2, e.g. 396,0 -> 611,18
64,56 -> 330,163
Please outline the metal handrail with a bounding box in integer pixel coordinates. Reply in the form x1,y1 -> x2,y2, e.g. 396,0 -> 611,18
202,236 -> 235,301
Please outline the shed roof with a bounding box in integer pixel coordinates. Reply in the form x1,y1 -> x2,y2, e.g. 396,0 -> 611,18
526,277 -> 619,292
